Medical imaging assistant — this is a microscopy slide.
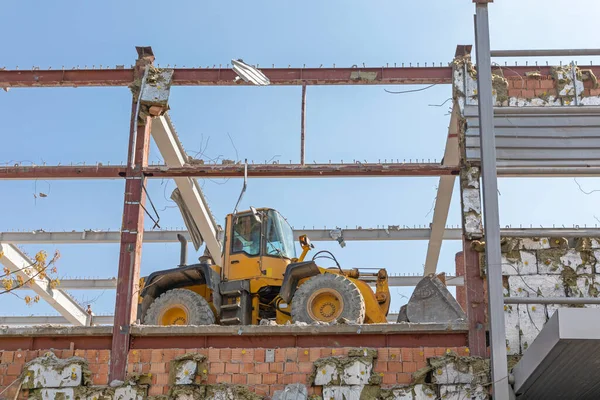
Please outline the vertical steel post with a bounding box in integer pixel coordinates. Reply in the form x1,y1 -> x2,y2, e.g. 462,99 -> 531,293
300,83 -> 307,165
109,50 -> 154,382
474,2 -> 510,398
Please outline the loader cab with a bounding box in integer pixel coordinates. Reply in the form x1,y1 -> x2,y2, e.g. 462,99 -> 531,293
223,208 -> 297,282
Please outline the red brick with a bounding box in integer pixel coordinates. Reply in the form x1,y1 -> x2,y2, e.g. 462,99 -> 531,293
285,362 -> 299,373
150,350 -> 163,363
387,361 -> 403,372
89,363 -> 101,375
534,89 -> 551,97
509,79 -> 526,89
231,348 -> 244,362
129,350 -> 141,363
526,79 -> 540,89
377,348 -> 389,361
156,373 -> 169,385
210,362 -> 224,374
242,349 -> 254,363
507,89 -> 522,98
92,373 -> 108,385
254,363 -> 269,373
298,349 -> 310,362
2,352 -> 14,364
582,89 -> 592,97
207,375 -> 217,384
277,373 -> 285,384
247,374 -> 262,385
208,349 -> 220,362
402,361 -> 417,373
139,350 -> 151,363
521,89 -> 535,98
382,373 -> 397,385
14,351 -> 25,361
254,349 -> 265,363
223,363 -> 237,374
85,350 -> 99,362
282,374 -> 297,385
401,348 -> 413,362
320,348 -> 333,358
263,373 -> 278,385
216,374 -> 232,383
7,364 -> 22,376
415,360 -> 427,371
423,348 -> 435,359
540,79 -> 555,89
241,363 -> 254,373
232,374 -> 247,385
162,349 -> 180,362
309,348 -> 320,362
220,349 -> 232,360
141,364 -> 150,373
298,362 -> 313,373
397,373 -> 412,384
308,386 -> 323,396
270,362 -> 284,373
590,88 -> 600,96
389,351 -> 401,362
254,385 -> 269,396
275,349 -> 285,363
25,350 -> 40,362
284,348 -> 298,362
150,362 -> 166,374
373,360 -> 386,373
148,386 -> 163,396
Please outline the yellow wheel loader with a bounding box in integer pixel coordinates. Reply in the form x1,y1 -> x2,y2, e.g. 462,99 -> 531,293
137,208 -> 390,326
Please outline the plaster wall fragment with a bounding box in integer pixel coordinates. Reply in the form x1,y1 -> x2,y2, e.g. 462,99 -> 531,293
520,238 -> 550,251
518,304 -> 548,353
439,384 -> 488,400
39,388 -> 75,400
504,304 -> 520,355
322,385 -> 364,400
501,251 -> 537,276
21,353 -> 86,389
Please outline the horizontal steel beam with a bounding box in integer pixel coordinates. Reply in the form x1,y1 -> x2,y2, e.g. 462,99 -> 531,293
3,228 -> 598,245
491,49 -> 600,57
3,65 -> 599,88
0,315 -> 114,325
12,278 -> 118,290
504,297 -> 600,305
0,163 -> 459,179
4,164 -> 599,179
0,229 -> 459,243
9,275 -> 463,290
0,66 -> 453,88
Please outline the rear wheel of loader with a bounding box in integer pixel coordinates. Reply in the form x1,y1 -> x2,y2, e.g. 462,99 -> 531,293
144,288 -> 215,326
291,274 -> 365,324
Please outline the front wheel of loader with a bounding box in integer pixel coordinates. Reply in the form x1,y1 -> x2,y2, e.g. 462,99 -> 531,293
144,288 -> 215,326
291,274 -> 365,324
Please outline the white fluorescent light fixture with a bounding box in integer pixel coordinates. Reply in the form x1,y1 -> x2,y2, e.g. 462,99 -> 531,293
231,59 -> 270,86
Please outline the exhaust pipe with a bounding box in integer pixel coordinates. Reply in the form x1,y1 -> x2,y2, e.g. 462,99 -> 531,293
177,234 -> 187,267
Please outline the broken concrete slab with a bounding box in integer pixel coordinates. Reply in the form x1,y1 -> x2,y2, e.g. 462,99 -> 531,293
114,385 -> 147,400
169,353 -> 207,385
383,384 -> 436,400
204,384 -> 262,400
169,385 -> 207,400
21,352 -> 90,389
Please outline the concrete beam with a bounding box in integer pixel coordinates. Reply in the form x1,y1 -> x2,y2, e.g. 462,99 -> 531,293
0,243 -> 90,326
424,105 -> 460,275
151,115 -> 222,260
0,315 -> 114,325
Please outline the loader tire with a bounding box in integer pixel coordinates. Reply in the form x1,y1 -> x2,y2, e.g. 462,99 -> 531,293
291,274 -> 365,324
144,288 -> 215,326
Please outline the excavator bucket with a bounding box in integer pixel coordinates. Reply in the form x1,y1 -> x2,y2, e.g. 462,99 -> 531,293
397,274 -> 466,323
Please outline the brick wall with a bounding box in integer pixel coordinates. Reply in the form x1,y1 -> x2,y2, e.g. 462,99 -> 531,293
0,346 -> 470,398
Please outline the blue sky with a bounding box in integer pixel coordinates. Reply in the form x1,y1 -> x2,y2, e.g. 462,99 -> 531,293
1,0 -> 600,318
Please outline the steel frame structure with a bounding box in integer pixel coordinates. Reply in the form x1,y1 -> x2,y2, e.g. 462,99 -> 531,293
2,29 -> 600,387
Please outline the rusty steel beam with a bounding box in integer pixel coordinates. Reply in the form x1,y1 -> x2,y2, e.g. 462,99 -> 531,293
0,163 -> 459,179
3,65 -> 600,88
110,50 -> 154,382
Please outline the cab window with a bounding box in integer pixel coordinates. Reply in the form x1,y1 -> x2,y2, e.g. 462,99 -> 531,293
231,214 -> 261,256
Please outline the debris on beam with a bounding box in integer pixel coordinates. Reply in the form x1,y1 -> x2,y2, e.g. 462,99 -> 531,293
0,243 -> 90,326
